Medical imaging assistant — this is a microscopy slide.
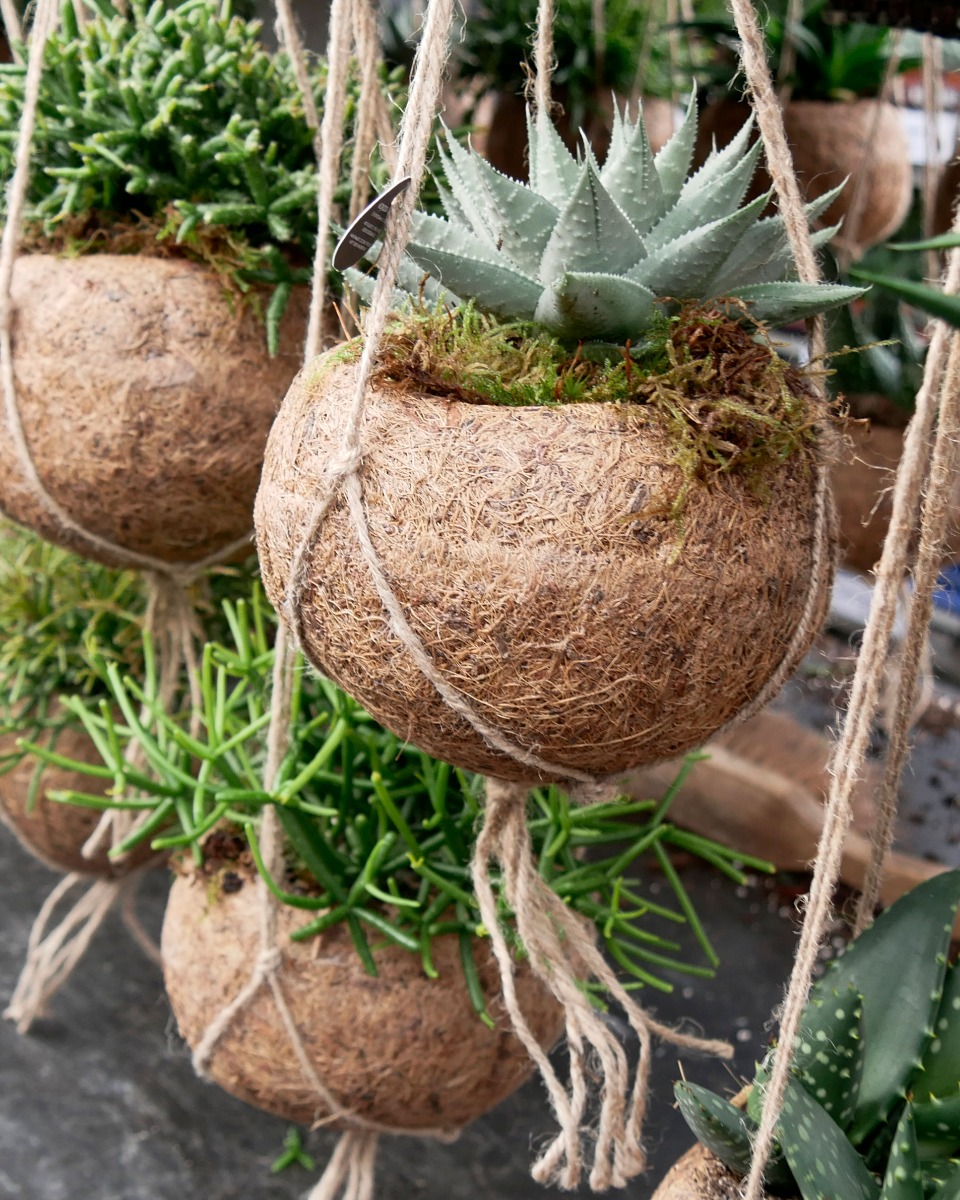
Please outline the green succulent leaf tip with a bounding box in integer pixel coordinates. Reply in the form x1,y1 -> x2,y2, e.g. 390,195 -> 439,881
673,871 -> 960,1200
350,99 -> 865,342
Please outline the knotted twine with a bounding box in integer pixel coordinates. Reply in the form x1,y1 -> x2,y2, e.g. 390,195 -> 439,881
723,2 -> 960,1197
0,0 -> 252,1030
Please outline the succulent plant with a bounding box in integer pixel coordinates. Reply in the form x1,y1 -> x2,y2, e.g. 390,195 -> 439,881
674,871 -> 960,1200
351,98 -> 863,343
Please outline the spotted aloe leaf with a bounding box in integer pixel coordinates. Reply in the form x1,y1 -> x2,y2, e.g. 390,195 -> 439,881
651,92 -> 697,208
538,159 -> 644,281
779,1077 -> 880,1200
750,984 -> 864,1135
404,241 -> 541,320
533,272 -> 655,341
928,1162 -> 960,1199
599,102 -> 665,236
912,1092 -> 960,1159
674,1082 -> 795,1189
808,872 -> 960,1145
916,962 -> 960,1103
879,1105 -> 924,1200
532,111 -> 581,211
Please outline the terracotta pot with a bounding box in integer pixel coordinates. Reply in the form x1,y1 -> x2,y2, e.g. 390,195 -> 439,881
162,853 -> 563,1128
0,254 -> 307,568
483,89 -> 675,181
256,348 -> 834,782
697,98 -> 912,256
0,725 -> 126,874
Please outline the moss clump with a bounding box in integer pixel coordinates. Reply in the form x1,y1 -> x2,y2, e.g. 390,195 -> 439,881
369,303 -> 822,500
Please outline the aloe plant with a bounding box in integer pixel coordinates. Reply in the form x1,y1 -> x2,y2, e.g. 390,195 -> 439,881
351,98 -> 863,342
674,872 -> 960,1200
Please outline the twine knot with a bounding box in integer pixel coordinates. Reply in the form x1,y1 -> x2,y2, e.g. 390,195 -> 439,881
326,445 -> 363,481
256,945 -> 284,976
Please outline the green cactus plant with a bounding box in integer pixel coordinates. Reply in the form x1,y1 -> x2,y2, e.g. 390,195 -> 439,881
350,97 -> 863,343
673,871 -> 960,1200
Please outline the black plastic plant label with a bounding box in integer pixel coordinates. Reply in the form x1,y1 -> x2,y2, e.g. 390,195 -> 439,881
332,177 -> 412,271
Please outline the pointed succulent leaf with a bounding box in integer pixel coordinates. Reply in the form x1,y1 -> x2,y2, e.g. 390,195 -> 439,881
652,92 -> 697,208
343,266 -> 411,310
436,136 -> 498,248
538,159 -> 645,282
916,962 -> 960,1102
409,211 -> 502,266
808,872 -> 960,1145
532,110 -> 581,210
646,138 -> 763,251
790,984 -> 864,1130
723,282 -> 866,326
880,1105 -> 924,1200
432,175 -> 468,228
678,115 -> 757,211
629,192 -> 771,300
534,271 -> 655,340
674,1083 -> 758,1175
599,103 -> 665,236
912,1091 -> 960,1160
709,182 -> 846,294
404,243 -> 541,320
467,153 -> 560,276
395,253 -> 454,306
525,105 -> 539,191
779,1077 -> 880,1200
928,1162 -> 960,1199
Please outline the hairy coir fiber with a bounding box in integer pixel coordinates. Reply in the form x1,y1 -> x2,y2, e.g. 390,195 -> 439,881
697,98 -> 912,255
0,727 -> 117,874
256,345 -> 835,782
162,852 -> 562,1129
0,255 -> 307,568
651,1143 -> 774,1200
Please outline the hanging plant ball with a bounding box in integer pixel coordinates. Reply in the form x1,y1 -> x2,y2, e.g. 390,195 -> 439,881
0,0 -> 398,568
652,1142 -> 770,1200
256,103 -> 860,781
696,99 -> 912,258
162,848 -> 563,1128
0,255 -> 306,567
0,726 -> 120,874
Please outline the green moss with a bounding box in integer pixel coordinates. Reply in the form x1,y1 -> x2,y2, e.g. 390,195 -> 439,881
369,302 -> 823,509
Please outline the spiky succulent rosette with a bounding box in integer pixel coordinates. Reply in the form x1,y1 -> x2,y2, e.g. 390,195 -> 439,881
351,97 -> 863,340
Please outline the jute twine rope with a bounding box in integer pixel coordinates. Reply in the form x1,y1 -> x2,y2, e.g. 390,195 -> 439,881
725,1 -> 960,1195
0,0 -> 248,1029
0,0 -> 22,58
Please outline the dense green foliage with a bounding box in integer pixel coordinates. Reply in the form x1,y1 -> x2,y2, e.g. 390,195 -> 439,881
0,0 -> 399,346
29,585 -> 772,1014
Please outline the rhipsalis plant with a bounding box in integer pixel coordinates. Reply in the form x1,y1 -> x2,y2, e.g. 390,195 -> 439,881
350,97 -> 863,342
674,871 -> 960,1200
24,586 -> 775,1014
0,0 -> 400,347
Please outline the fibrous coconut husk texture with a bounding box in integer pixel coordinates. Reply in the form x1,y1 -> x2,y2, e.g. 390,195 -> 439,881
162,852 -> 563,1129
256,346 -> 835,782
0,254 -> 306,568
697,98 -> 912,255
651,1143 -> 776,1200
0,726 -> 116,875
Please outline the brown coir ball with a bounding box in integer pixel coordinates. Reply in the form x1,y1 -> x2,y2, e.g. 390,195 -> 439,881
0,255 -> 306,568
0,726 -> 118,874
652,1143 -> 775,1200
255,354 -> 834,782
162,857 -> 563,1129
697,99 -> 912,256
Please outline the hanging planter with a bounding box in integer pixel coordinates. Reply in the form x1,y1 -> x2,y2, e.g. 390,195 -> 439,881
256,102 -> 862,781
0,0 -> 395,568
654,872 -> 960,1200
43,585 -> 759,1189
162,847 -> 563,1129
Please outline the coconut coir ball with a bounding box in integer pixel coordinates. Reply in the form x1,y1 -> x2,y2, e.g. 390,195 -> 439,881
255,352 -> 835,782
162,855 -> 563,1129
652,1143 -> 775,1200
0,726 -> 127,875
0,255 -> 306,568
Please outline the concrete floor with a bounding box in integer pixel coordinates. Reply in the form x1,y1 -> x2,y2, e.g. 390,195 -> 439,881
2,619 -> 960,1199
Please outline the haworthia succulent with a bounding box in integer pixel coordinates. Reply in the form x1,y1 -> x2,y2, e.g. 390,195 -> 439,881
779,1077 -> 880,1200
350,99 -> 865,341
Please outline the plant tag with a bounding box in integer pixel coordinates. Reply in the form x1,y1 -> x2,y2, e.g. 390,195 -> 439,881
332,177 -> 412,271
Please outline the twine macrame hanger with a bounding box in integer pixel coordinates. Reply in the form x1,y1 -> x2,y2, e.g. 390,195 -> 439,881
724,2 -> 960,1197
0,0 -> 250,1030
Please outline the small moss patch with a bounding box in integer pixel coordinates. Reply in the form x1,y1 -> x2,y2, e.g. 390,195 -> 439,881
367,303 -> 824,501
